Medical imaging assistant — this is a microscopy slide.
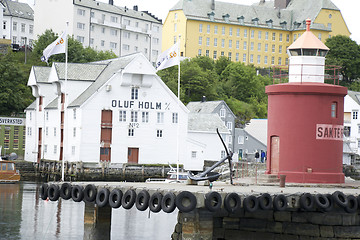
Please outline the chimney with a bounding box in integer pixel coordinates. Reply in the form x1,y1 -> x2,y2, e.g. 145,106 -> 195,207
133,5 -> 138,11
201,96 -> 206,102
109,0 -> 113,5
211,0 -> 215,10
274,0 -> 290,9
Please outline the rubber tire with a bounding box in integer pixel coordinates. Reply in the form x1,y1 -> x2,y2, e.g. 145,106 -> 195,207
345,195 -> 358,213
243,195 -> 259,212
109,188 -> 123,209
314,194 -> 330,210
161,192 -> 176,213
48,184 -> 60,201
273,194 -> 287,211
136,190 -> 150,211
224,193 -> 241,214
71,185 -> 84,202
96,188 -> 110,208
84,184 -> 97,203
332,191 -> 348,208
324,194 -> 334,212
300,193 -> 314,211
40,183 -> 48,200
122,189 -> 136,209
149,192 -> 163,213
175,191 -> 197,213
204,192 -> 222,212
258,193 -> 272,210
60,183 -> 72,200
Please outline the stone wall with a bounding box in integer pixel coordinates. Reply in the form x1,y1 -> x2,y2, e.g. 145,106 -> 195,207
173,207 -> 360,240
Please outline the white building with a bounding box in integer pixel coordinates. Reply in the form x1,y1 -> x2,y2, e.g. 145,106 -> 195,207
343,90 -> 360,165
187,113 -> 230,168
33,0 -> 162,66
0,2 -> 4,39
25,53 -> 228,171
187,100 -> 235,151
1,0 -> 34,47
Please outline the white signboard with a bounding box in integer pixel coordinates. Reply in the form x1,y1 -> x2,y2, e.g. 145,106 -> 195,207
316,124 -> 343,141
0,117 -> 25,126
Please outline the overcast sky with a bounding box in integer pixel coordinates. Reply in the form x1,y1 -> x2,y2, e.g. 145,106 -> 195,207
23,0 -> 360,44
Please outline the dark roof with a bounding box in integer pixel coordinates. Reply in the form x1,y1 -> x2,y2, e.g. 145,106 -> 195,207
1,0 -> 34,20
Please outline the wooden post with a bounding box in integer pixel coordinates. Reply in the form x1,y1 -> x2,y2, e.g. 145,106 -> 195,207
83,203 -> 112,240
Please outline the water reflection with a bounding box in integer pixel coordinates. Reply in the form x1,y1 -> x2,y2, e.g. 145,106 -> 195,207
0,182 -> 177,240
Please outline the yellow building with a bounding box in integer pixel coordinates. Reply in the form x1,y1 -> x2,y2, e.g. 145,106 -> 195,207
162,0 -> 350,68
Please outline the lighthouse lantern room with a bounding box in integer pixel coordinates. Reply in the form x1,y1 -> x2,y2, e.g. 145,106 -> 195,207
265,19 -> 347,183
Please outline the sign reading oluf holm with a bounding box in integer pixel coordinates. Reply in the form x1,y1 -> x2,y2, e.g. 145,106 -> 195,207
156,42 -> 179,71
316,124 -> 344,141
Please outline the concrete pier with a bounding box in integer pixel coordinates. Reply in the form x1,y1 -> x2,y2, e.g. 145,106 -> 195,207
84,203 -> 112,240
41,180 -> 360,239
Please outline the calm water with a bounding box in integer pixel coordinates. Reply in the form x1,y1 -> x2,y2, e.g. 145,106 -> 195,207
0,182 -> 178,240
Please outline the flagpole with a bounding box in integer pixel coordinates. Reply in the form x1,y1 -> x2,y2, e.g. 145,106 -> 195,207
176,35 -> 181,182
61,22 -> 69,182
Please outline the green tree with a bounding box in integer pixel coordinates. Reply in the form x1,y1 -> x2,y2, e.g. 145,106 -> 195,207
325,35 -> 360,82
32,29 -> 116,64
180,59 -> 218,103
0,53 -> 33,115
214,56 -> 231,76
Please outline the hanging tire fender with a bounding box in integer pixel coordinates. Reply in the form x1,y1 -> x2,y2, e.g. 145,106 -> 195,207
109,188 -> 123,209
258,193 -> 273,210
136,190 -> 150,211
300,193 -> 314,211
273,194 -> 287,211
224,193 -> 241,214
122,189 -> 136,209
60,183 -> 72,200
149,192 -> 163,213
71,185 -> 84,202
324,194 -> 334,212
40,183 -> 48,200
48,184 -> 60,201
96,188 -> 110,208
345,195 -> 358,213
243,195 -> 259,212
314,194 -> 330,210
84,184 -> 97,203
175,191 -> 197,213
204,192 -> 222,212
332,191 -> 348,208
161,192 -> 176,213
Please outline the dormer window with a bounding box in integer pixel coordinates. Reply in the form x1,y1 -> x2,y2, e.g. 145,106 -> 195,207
252,18 -> 259,26
223,14 -> 230,23
208,11 -> 215,21
293,21 -> 301,30
280,21 -> 287,30
237,16 -> 244,25
266,19 -> 273,28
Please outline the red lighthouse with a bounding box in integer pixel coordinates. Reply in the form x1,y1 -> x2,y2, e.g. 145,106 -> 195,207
265,19 -> 347,183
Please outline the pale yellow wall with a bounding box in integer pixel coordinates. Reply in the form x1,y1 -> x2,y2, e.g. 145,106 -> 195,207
162,8 -> 350,68
162,10 -> 187,56
315,9 -> 351,38
184,20 -> 291,68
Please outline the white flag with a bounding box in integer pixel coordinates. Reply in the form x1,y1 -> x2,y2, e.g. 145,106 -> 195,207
41,30 -> 67,63
156,42 -> 179,71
